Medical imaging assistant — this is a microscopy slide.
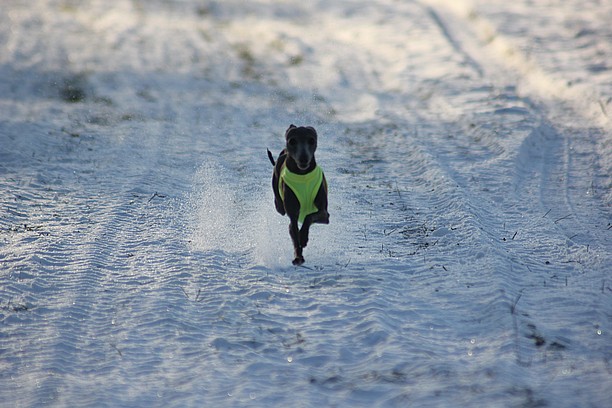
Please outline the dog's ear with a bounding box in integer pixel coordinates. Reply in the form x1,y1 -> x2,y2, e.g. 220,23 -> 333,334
304,126 -> 318,138
285,124 -> 297,139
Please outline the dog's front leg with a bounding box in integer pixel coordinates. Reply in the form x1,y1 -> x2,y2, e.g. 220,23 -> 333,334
299,217 -> 312,249
283,188 -> 305,265
299,209 -> 329,248
289,217 -> 304,265
299,181 -> 329,248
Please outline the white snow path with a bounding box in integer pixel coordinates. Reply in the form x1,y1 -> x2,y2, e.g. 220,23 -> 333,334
1,1 -> 610,407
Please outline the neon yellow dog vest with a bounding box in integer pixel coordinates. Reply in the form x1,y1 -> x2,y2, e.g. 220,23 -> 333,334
279,164 -> 324,223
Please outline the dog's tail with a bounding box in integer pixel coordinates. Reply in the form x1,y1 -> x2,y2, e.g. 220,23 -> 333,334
266,149 -> 275,166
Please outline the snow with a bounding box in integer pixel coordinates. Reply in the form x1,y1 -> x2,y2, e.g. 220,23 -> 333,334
1,0 -> 610,406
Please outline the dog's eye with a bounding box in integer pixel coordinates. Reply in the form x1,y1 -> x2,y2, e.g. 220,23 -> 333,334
288,139 -> 297,146
308,138 -> 315,146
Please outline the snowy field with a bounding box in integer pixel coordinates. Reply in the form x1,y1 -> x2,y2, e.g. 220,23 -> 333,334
1,0 -> 610,406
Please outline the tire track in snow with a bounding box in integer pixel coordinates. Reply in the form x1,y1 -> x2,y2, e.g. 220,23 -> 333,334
424,0 -> 611,129
425,6 -> 484,78
320,3 -> 540,382
1,3 -> 221,403
304,1 -> 611,402
412,1 -> 611,397
0,141 -> 178,405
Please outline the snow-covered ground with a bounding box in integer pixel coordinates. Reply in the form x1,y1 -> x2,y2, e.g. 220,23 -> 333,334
1,0 -> 610,406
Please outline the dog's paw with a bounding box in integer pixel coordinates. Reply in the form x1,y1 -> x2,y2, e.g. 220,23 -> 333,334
292,256 -> 305,266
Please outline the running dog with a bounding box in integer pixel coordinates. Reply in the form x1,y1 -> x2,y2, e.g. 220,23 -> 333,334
267,125 -> 329,265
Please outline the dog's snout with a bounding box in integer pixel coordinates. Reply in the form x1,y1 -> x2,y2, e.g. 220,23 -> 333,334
296,150 -> 312,168
292,144 -> 313,170
297,158 -> 311,170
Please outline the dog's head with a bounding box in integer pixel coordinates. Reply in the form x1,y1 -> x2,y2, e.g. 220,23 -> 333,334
285,124 -> 318,171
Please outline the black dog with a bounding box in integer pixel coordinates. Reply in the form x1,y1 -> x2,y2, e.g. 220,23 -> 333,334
267,125 -> 329,265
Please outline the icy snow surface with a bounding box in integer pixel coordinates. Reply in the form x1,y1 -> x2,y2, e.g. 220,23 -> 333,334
1,0 -> 610,406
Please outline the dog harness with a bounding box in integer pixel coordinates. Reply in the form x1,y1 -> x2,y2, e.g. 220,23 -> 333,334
279,164 -> 324,224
